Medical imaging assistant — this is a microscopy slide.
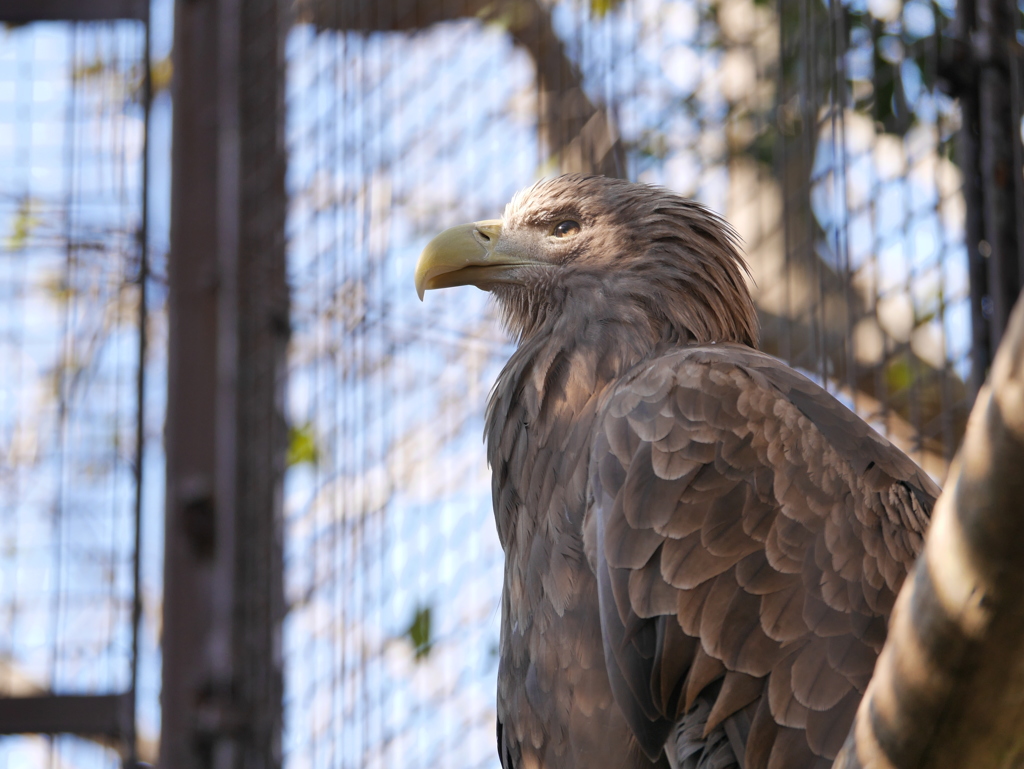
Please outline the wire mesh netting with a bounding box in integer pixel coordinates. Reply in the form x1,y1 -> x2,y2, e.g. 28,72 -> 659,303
769,0 -> 972,477
0,13 -> 168,767
0,23 -> 144,695
280,0 -> 973,767
2,0 -> 1012,766
282,21 -> 521,768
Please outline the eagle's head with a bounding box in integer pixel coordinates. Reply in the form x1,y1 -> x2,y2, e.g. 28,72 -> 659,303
415,174 -> 758,348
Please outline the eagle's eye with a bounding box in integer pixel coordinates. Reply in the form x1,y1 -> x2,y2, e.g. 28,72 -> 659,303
552,220 -> 581,238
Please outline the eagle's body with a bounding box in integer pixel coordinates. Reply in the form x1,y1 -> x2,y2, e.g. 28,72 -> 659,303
415,176 -> 939,769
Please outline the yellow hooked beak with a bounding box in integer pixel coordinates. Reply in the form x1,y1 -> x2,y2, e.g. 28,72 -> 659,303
414,219 -> 543,300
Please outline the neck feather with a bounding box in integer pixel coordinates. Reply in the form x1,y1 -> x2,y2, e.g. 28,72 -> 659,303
487,297 -> 661,453
485,305 -> 658,547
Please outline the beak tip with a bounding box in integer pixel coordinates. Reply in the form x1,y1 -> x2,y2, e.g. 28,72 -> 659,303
414,219 -> 503,301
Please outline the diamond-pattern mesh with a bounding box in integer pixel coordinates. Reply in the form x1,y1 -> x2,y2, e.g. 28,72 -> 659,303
0,0 -> 1000,766
0,16 -> 157,767
280,1 -> 970,767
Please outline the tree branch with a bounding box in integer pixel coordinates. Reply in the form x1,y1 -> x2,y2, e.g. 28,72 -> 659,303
834,288 -> 1024,769
292,0 -> 625,176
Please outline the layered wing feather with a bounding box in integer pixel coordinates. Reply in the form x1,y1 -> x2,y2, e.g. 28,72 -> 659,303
588,344 -> 938,769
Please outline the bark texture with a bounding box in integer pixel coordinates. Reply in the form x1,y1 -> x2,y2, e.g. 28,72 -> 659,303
833,290 -> 1024,769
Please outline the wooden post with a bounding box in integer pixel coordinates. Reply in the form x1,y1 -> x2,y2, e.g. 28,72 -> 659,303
163,0 -> 287,766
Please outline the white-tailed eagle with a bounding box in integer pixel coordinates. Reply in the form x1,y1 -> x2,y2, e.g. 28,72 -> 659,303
415,175 -> 939,769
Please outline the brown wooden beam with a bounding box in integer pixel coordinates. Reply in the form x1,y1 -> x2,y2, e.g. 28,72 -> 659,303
164,0 -> 287,767
0,0 -> 147,22
163,0 -> 229,763
0,694 -> 132,737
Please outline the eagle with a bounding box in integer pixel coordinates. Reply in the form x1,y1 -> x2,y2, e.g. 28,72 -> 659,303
414,175 -> 940,769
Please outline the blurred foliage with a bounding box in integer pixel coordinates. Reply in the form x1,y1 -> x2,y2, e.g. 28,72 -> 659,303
636,129 -> 671,161
287,422 -> 320,467
724,0 -> 955,173
149,56 -> 173,99
40,272 -> 75,303
406,605 -> 434,661
5,197 -> 42,251
886,356 -> 915,393
73,59 -> 107,81
590,0 -> 626,16
73,54 -> 173,104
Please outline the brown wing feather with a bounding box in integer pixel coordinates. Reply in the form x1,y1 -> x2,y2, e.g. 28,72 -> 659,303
589,344 -> 937,768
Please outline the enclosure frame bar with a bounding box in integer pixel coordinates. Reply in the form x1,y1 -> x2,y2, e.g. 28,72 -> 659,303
0,0 -> 147,22
947,0 -> 1024,395
0,695 -> 133,738
163,0 -> 238,764
162,0 -> 287,767
126,7 -> 152,768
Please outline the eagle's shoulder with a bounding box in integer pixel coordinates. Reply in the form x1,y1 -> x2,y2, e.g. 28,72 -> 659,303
603,342 -> 940,509
587,342 -> 937,769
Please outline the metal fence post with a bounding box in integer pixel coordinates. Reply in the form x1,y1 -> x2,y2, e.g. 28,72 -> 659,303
946,0 -> 1024,396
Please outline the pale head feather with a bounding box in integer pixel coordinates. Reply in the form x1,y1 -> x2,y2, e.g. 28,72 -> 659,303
493,174 -> 759,349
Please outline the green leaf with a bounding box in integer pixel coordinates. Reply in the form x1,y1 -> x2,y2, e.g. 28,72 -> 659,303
72,58 -> 106,82
5,197 -> 41,251
747,125 -> 777,168
286,422 -> 319,467
406,605 -> 433,661
886,356 -> 914,394
151,56 -> 173,96
590,0 -> 623,17
636,130 -> 669,160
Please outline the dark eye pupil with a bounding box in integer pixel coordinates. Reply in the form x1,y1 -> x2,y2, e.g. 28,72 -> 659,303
554,220 -> 580,237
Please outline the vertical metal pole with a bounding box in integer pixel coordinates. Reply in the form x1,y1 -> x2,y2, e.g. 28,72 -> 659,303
127,5 -> 151,767
164,0 -> 230,764
976,0 -> 1024,351
948,0 -> 1024,395
163,0 -> 287,766
234,0 -> 288,765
